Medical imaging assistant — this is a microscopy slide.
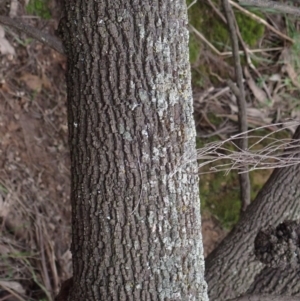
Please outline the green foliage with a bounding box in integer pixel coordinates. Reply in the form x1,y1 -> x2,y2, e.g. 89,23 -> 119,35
26,0 -> 51,19
236,11 -> 265,47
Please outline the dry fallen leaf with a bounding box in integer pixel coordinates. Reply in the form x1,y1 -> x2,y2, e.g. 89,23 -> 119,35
42,72 -> 52,90
247,107 -> 268,120
20,72 -> 52,92
9,0 -> 19,17
0,80 -> 12,93
282,48 -> 300,89
244,67 -> 267,104
0,26 -> 15,56
269,73 -> 281,82
284,63 -> 300,89
0,192 -> 9,218
7,121 -> 20,132
20,73 -> 43,92
0,280 -> 26,295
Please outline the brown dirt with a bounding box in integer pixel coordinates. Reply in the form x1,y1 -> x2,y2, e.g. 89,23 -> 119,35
202,213 -> 227,258
0,10 -> 71,300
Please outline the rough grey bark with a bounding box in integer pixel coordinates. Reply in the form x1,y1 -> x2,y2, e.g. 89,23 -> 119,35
59,1 -> 208,301
247,220 -> 300,297
247,266 -> 300,297
205,126 -> 300,301
231,295 -> 300,301
254,220 -> 300,269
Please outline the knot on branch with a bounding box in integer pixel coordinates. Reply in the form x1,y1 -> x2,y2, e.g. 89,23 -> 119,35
254,220 -> 300,269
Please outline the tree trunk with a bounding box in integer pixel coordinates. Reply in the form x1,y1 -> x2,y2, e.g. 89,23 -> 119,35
59,1 -> 208,300
205,127 -> 300,301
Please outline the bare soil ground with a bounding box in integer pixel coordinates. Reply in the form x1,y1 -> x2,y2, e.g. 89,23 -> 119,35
0,8 -> 72,298
202,213 -> 227,257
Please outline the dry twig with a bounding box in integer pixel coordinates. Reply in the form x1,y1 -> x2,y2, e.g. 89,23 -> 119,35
239,0 -> 300,16
222,0 -> 250,211
196,122 -> 300,174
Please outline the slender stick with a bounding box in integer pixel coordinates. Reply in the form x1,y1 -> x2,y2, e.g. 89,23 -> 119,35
222,0 -> 251,211
239,0 -> 300,16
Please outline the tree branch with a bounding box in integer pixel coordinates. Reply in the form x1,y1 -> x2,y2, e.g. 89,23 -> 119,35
222,0 -> 250,211
0,16 -> 64,54
255,220 -> 300,269
238,0 -> 300,16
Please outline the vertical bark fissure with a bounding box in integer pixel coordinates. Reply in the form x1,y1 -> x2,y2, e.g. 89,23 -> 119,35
61,1 -> 208,300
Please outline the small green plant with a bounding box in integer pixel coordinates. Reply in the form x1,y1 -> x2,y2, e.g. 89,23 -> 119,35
26,0 -> 51,19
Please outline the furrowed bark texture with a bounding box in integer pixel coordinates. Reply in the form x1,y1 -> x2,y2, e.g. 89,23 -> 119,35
247,220 -> 300,296
231,295 -> 300,301
60,1 -> 208,301
247,267 -> 300,297
205,126 -> 300,301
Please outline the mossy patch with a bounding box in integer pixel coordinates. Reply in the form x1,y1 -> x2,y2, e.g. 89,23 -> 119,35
236,12 -> 265,47
26,0 -> 51,19
187,0 -> 265,87
187,0 -> 265,50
